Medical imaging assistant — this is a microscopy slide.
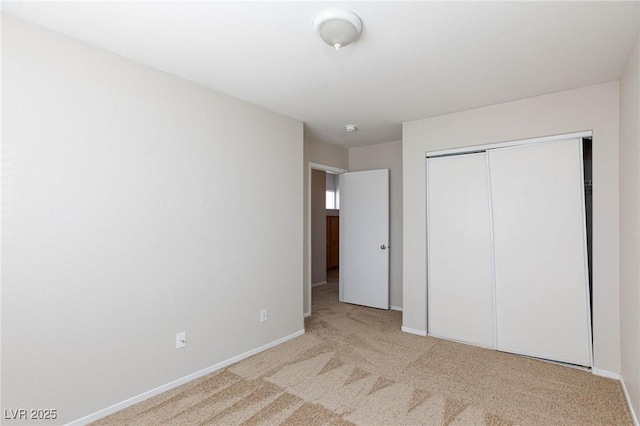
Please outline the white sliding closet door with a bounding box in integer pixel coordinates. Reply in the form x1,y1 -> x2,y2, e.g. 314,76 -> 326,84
489,138 -> 591,366
427,153 -> 495,348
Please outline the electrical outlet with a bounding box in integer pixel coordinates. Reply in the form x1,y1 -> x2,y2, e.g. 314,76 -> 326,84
176,331 -> 186,349
260,309 -> 268,322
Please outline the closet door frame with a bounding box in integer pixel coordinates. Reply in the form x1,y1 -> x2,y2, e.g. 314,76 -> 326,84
426,131 -> 592,158
425,130 -> 593,367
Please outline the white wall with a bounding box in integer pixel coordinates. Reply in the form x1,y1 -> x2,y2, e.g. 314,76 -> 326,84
1,13 -> 303,425
303,136 -> 348,315
619,28 -> 640,421
349,140 -> 403,309
311,169 -> 327,285
403,82 -> 621,373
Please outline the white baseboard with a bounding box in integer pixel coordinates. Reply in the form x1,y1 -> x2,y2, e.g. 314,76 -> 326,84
390,305 -> 403,312
620,375 -> 639,426
67,329 -> 305,426
593,368 -> 620,380
401,326 -> 427,336
312,281 -> 327,287
593,369 -> 638,426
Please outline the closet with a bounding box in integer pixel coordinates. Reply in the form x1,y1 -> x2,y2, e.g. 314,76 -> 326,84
426,136 -> 592,367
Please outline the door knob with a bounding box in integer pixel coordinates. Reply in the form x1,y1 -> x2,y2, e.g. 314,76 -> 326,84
380,244 -> 387,250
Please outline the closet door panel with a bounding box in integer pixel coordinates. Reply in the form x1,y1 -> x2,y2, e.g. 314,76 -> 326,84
489,138 -> 591,366
427,153 -> 495,348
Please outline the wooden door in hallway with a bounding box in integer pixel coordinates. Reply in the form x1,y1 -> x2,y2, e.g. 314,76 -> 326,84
326,216 -> 339,269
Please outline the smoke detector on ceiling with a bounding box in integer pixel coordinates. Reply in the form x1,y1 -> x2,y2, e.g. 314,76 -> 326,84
345,124 -> 357,132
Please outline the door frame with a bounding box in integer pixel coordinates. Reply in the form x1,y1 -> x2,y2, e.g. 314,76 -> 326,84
426,131 -> 592,158
306,162 -> 347,317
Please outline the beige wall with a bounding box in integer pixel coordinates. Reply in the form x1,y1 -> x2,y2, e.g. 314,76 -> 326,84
619,29 -> 640,420
403,82 -> 621,373
311,169 -> 327,285
2,14 -> 303,425
303,136 -> 348,315
349,140 -> 403,309
326,172 -> 338,191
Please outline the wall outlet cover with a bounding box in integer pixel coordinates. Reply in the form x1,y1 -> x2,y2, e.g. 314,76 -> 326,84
176,331 -> 186,349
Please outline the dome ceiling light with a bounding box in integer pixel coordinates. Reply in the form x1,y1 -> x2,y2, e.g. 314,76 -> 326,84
313,9 -> 362,51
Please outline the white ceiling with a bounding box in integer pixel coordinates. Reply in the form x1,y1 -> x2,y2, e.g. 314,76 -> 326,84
3,1 -> 639,148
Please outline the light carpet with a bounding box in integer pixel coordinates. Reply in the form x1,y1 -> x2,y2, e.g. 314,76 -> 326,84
93,281 -> 632,425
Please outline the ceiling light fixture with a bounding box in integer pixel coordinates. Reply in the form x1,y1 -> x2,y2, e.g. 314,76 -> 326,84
313,9 -> 362,51
345,124 -> 357,132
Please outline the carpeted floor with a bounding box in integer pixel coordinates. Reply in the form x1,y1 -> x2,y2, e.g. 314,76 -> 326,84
93,280 -> 632,425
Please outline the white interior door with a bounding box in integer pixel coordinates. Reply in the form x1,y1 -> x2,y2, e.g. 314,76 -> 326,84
427,153 -> 495,348
489,138 -> 592,366
340,169 -> 389,309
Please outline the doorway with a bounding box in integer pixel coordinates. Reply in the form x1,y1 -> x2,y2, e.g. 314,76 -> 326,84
325,171 -> 340,285
307,162 -> 346,317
